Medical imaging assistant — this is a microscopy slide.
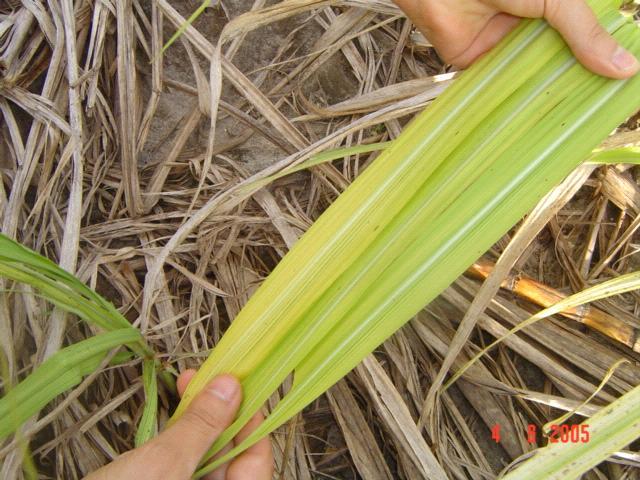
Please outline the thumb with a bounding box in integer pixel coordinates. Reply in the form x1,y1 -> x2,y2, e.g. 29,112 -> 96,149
489,0 -> 639,79
147,375 -> 242,478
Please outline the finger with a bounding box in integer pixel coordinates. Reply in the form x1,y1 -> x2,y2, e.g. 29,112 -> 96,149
145,375 -> 242,478
204,443 -> 232,480
488,0 -> 639,79
449,13 -> 521,68
176,370 -> 235,480
177,368 -> 197,397
226,412 -> 273,480
394,0 -> 496,63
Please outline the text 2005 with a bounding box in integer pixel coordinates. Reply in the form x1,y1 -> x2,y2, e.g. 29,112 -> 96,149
548,424 -> 590,443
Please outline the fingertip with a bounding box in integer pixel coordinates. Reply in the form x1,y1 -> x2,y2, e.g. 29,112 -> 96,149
610,46 -> 640,78
572,41 -> 640,80
539,0 -> 639,80
228,411 -> 273,479
164,374 -> 243,468
176,368 -> 198,397
227,440 -> 274,480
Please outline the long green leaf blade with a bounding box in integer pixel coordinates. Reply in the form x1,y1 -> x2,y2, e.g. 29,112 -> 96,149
135,358 -> 159,446
0,329 -> 141,440
0,234 -> 131,332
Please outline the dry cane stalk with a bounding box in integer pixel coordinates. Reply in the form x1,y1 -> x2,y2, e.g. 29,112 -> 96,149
468,259 -> 640,352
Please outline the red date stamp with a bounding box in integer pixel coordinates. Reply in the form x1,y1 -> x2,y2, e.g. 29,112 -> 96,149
491,423 -> 590,444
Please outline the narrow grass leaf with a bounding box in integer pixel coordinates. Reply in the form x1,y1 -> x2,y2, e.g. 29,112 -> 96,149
0,234 -> 158,443
588,146 -> 640,164
542,358 -> 629,433
240,141 -> 393,192
0,329 -> 141,440
0,234 -> 151,355
134,358 -> 159,446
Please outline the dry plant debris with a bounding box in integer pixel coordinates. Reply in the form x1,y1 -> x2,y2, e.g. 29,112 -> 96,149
0,0 -> 640,478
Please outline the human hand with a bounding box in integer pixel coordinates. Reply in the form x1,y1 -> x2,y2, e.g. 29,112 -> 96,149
86,371 -> 273,480
394,0 -> 639,79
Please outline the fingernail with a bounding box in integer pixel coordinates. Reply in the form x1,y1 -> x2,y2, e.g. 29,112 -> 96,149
612,46 -> 639,72
208,375 -> 239,402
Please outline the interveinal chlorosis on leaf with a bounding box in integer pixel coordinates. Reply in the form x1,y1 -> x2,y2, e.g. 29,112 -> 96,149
163,2 -> 640,477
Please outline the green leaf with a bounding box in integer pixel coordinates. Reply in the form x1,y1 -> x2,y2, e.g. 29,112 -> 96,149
588,146 -> 640,164
135,358 -> 159,446
162,0 -> 212,53
240,141 -> 393,192
0,234 -> 158,444
0,234 -> 151,356
0,329 -> 142,440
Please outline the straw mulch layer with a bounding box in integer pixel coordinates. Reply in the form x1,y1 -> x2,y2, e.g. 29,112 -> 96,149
1,0 -> 640,478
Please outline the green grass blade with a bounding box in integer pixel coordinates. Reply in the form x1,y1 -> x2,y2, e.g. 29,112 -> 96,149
0,235 -> 117,315
0,234 -> 159,444
161,0 -> 212,53
197,29 -> 595,456
0,234 -> 151,356
194,19 -> 640,472
0,329 -> 141,440
254,36 -> 640,464
588,146 -> 640,164
0,262 -> 125,333
0,235 -> 130,329
240,141 -> 393,193
201,69 -> 640,480
135,358 -> 158,446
